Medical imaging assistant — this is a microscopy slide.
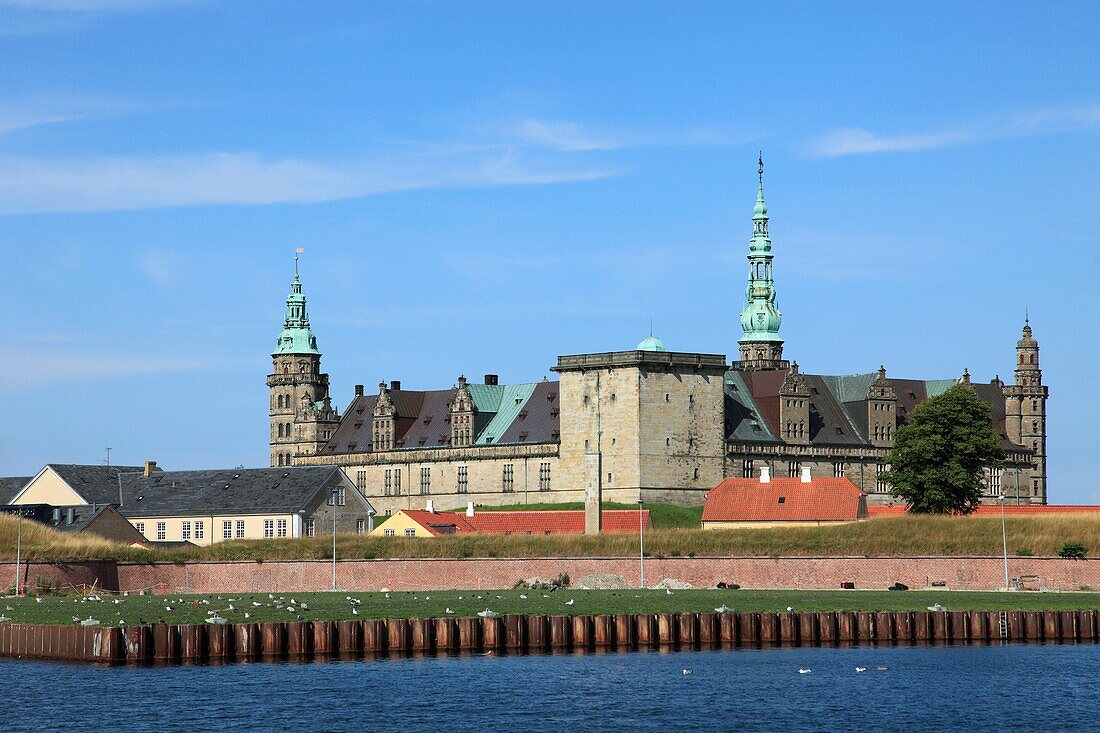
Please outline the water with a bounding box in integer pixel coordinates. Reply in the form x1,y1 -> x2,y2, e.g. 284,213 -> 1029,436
6,644 -> 1098,732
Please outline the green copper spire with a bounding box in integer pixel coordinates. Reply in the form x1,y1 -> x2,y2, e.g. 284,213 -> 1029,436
739,153 -> 783,344
272,249 -> 321,356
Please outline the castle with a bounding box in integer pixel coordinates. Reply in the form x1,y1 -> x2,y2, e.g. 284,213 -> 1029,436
270,159 -> 1048,515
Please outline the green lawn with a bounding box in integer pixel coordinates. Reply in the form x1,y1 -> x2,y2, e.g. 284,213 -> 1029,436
5,589 -> 1100,627
454,501 -> 703,529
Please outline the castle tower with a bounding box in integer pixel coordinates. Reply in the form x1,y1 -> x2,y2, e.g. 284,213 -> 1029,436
449,375 -> 476,447
1004,318 -> 1048,502
866,366 -> 897,447
737,154 -> 786,370
267,252 -> 339,466
372,381 -> 396,451
779,362 -> 810,445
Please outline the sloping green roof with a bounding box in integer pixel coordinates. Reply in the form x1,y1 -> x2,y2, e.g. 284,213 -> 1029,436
822,373 -> 876,403
467,383 -> 505,413
926,379 -> 957,398
475,383 -> 537,445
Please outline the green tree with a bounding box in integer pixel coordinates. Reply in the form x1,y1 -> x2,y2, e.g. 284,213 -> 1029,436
881,384 -> 1004,514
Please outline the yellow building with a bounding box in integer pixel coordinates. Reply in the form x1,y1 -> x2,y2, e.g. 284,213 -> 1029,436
8,463 -> 375,546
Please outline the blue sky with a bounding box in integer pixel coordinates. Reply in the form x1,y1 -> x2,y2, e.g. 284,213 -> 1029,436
0,1 -> 1097,501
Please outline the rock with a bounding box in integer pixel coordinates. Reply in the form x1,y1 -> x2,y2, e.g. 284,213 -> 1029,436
654,579 -> 693,590
575,573 -> 630,590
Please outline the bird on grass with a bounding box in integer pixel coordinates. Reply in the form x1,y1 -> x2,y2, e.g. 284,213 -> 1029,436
351,609 -> 358,616
786,606 -> 794,612
519,594 -> 528,600
666,589 -> 673,596
566,599 -> 575,606
445,608 -> 454,614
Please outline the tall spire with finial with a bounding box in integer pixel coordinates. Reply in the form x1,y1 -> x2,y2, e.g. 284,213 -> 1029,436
273,247 -> 320,356
738,154 -> 784,368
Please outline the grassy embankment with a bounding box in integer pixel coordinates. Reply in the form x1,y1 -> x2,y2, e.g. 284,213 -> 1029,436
6,589 -> 1100,627
2,511 -> 1099,563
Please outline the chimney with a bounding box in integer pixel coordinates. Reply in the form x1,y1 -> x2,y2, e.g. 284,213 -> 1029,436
390,380 -> 401,391
52,507 -> 60,525
143,460 -> 157,477
484,374 -> 499,386
425,499 -> 435,513
354,384 -> 364,397
801,466 -> 812,484
66,507 -> 75,525
759,465 -> 771,484
466,501 -> 475,517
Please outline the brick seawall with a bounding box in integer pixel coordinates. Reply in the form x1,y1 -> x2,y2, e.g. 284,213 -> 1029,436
3,556 -> 1094,595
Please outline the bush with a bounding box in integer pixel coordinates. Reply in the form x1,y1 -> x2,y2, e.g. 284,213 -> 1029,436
1059,542 -> 1087,559
1015,548 -> 1033,557
553,572 -> 571,589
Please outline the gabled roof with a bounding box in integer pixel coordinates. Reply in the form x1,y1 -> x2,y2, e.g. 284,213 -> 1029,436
319,379 -> 560,456
0,477 -> 32,503
702,476 -> 865,523
19,465 -> 148,506
388,508 -> 650,536
117,465 -> 368,518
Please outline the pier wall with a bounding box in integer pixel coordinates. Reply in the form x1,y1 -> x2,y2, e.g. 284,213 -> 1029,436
2,609 -> 1098,664
2,556 -> 1098,595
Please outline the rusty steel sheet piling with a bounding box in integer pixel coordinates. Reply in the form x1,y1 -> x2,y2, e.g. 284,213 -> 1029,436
527,615 -> 549,651
614,614 -> 635,649
719,613 -> 738,646
572,615 -> 594,649
635,614 -> 657,647
656,614 -> 677,646
362,619 -> 385,653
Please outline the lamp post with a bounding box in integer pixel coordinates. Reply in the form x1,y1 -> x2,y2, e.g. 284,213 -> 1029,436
329,487 -> 339,592
638,498 -> 645,589
998,494 -> 1010,591
14,513 -> 22,597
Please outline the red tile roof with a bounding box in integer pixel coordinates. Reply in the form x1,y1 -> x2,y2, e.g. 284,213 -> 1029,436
867,504 -> 1100,517
701,476 -> 865,523
400,508 -> 651,536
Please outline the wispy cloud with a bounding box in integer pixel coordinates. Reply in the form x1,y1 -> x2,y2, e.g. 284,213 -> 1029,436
136,247 -> 182,285
0,347 -> 223,391
508,118 -> 756,151
0,149 -> 619,214
810,105 -> 1100,158
0,0 -> 189,10
0,95 -> 139,136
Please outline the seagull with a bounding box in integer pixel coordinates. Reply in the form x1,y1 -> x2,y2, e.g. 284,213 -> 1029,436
786,606 -> 794,612
566,599 -> 575,606
252,602 -> 262,607
682,669 -> 693,676
228,604 -> 235,611
300,603 -> 308,610
477,609 -> 499,618
519,594 -> 528,600
445,608 -> 455,614
351,608 -> 358,616
715,605 -> 731,613
927,604 -> 945,612
36,598 -> 43,604
855,667 -> 867,673
165,606 -> 173,612
798,669 -> 812,674
244,613 -> 251,619
666,589 -> 673,595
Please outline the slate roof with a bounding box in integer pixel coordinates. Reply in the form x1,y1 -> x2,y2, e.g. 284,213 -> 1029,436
116,466 -> 357,518
0,477 -> 31,503
726,370 -> 1024,451
31,465 -> 148,505
702,476 -> 866,523
319,379 -> 560,456
387,508 -> 650,536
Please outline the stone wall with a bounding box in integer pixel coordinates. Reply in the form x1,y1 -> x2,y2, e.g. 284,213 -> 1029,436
99,556 -> 1100,595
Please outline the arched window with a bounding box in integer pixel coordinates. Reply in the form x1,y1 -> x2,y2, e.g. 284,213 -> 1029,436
283,364 -> 289,375
278,424 -> 283,438
1029,354 -> 1035,364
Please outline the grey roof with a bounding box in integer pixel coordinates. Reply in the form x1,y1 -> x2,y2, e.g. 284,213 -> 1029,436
117,465 -> 355,518
319,379 -> 561,457
56,504 -> 113,534
727,369 -> 1023,451
41,465 -> 147,505
0,477 -> 31,503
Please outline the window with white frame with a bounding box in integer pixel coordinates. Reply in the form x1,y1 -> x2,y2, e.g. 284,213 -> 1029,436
384,529 -> 395,537
156,522 -> 166,541
306,518 -> 315,537
742,459 -> 754,478
222,520 -> 232,539
235,520 -> 245,539
356,519 -> 365,535
181,521 -> 191,541
394,468 -> 402,496
876,464 -> 890,493
276,519 -> 288,537
404,528 -> 416,537
327,486 -> 346,506
538,462 -> 551,491
194,521 -> 204,540
788,461 -> 800,478
263,519 -> 274,538
833,461 -> 846,478
135,522 -> 145,535
502,464 -> 514,492
356,470 -> 367,491
457,466 -> 468,493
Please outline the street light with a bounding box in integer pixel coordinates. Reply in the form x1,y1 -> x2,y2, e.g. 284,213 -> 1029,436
998,494 -> 1010,591
14,513 -> 22,597
329,487 -> 339,592
638,498 -> 645,589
